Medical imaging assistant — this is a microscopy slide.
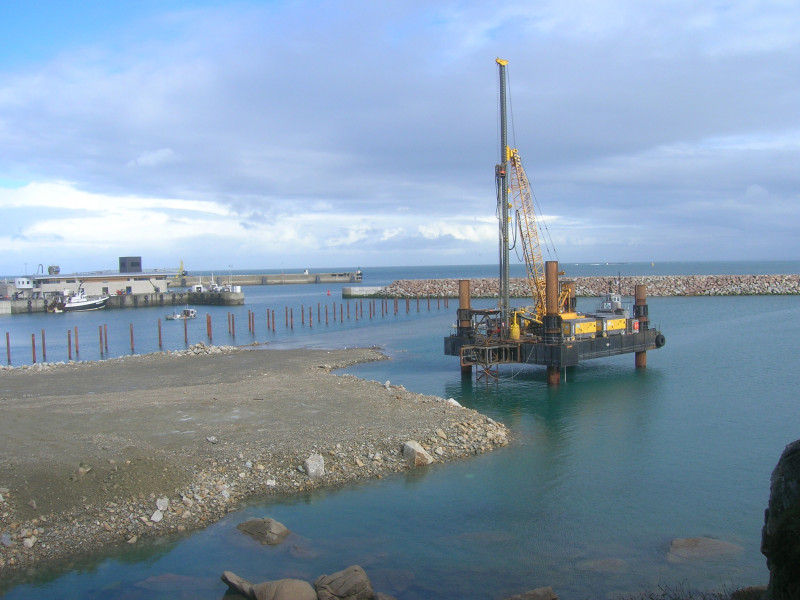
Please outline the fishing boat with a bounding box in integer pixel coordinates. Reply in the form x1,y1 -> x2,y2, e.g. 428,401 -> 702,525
165,307 -> 197,320
60,289 -> 109,312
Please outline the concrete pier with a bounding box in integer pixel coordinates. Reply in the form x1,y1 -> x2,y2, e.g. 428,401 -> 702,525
0,291 -> 244,314
342,286 -> 383,298
173,271 -> 362,288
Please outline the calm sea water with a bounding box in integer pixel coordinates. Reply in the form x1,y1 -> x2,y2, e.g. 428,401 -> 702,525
2,261 -> 799,599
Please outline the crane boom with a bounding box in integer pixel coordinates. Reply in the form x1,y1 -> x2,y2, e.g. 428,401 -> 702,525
507,148 -> 547,320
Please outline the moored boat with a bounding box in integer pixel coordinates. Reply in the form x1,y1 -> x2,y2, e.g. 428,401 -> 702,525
60,290 -> 109,312
165,307 -> 197,320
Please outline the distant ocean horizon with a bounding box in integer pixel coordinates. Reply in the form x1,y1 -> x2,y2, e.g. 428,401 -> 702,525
4,259 -> 800,284
185,259 -> 800,287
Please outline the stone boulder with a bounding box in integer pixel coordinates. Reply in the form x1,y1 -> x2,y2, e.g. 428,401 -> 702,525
666,537 -> 742,563
402,441 -> 434,467
221,571 -> 316,600
762,438 -> 800,600
503,587 -> 559,600
314,565 -> 374,600
236,518 -> 290,545
304,453 -> 325,479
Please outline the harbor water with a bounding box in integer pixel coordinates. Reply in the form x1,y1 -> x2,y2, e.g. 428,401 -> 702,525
2,261 -> 800,599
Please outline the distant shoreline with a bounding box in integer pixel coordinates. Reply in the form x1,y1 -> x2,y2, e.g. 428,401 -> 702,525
378,274 -> 800,298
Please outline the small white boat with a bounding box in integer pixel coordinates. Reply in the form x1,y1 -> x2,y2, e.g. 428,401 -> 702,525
61,290 -> 109,312
166,307 -> 197,320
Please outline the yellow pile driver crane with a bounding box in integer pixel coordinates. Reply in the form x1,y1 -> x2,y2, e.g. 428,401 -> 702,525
497,59 -> 569,337
444,58 -> 665,384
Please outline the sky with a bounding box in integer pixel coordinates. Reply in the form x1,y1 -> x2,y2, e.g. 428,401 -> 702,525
1,0 -> 799,275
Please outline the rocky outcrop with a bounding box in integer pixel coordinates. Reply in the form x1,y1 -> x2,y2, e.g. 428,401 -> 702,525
377,274 -> 800,298
762,439 -> 800,600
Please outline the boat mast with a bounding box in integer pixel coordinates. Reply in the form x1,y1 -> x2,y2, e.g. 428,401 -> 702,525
496,58 -> 510,332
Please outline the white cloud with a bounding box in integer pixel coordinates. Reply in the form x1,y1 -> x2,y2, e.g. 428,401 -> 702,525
126,148 -> 179,168
381,227 -> 405,241
0,1 -> 799,270
0,182 -> 229,215
418,221 -> 495,243
324,226 -> 371,248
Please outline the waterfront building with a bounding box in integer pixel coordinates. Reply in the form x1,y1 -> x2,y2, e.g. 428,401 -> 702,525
10,257 -> 177,300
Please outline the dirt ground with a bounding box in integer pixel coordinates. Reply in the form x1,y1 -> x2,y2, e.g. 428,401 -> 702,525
0,347 -> 394,518
0,346 -> 508,573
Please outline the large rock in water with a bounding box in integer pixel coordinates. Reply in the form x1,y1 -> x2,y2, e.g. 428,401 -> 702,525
761,439 -> 800,600
221,571 -> 316,600
502,586 -> 559,600
315,565 -> 374,600
236,518 -> 290,545
666,537 -> 742,563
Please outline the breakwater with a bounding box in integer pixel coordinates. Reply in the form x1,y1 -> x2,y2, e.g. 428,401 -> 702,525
173,271 -> 362,287
378,274 -> 800,298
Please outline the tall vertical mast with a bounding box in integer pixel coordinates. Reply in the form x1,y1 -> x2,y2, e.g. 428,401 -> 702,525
496,58 -> 510,331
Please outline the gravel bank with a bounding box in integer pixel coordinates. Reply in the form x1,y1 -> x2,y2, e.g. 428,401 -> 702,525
379,274 -> 800,298
0,345 -> 508,578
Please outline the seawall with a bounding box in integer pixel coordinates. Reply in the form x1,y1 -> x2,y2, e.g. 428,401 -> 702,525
377,274 -> 800,298
0,291 -> 244,315
173,271 -> 362,287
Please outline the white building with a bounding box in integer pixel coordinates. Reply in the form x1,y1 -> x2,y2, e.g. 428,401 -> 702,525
13,257 -> 178,299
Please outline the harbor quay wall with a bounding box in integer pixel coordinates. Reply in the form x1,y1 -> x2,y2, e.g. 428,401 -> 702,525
0,291 -> 244,314
376,274 -> 800,298
107,291 -> 245,308
173,271 -> 361,287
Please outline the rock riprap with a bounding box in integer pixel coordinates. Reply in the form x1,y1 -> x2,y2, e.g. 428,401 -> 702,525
377,274 -> 800,298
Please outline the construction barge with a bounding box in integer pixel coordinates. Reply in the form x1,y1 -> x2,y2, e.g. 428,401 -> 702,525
444,262 -> 665,384
444,59 -> 665,384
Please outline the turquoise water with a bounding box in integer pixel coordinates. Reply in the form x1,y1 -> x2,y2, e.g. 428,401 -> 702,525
2,262 -> 800,599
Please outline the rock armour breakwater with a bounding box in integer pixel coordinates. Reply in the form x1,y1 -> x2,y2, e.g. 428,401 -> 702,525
379,274 -> 800,298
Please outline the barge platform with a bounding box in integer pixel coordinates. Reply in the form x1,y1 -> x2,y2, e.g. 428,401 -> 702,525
444,261 -> 666,384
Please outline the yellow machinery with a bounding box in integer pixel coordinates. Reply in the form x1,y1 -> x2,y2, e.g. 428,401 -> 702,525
497,59 -> 597,340
444,58 -> 665,384
505,138 -> 573,332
